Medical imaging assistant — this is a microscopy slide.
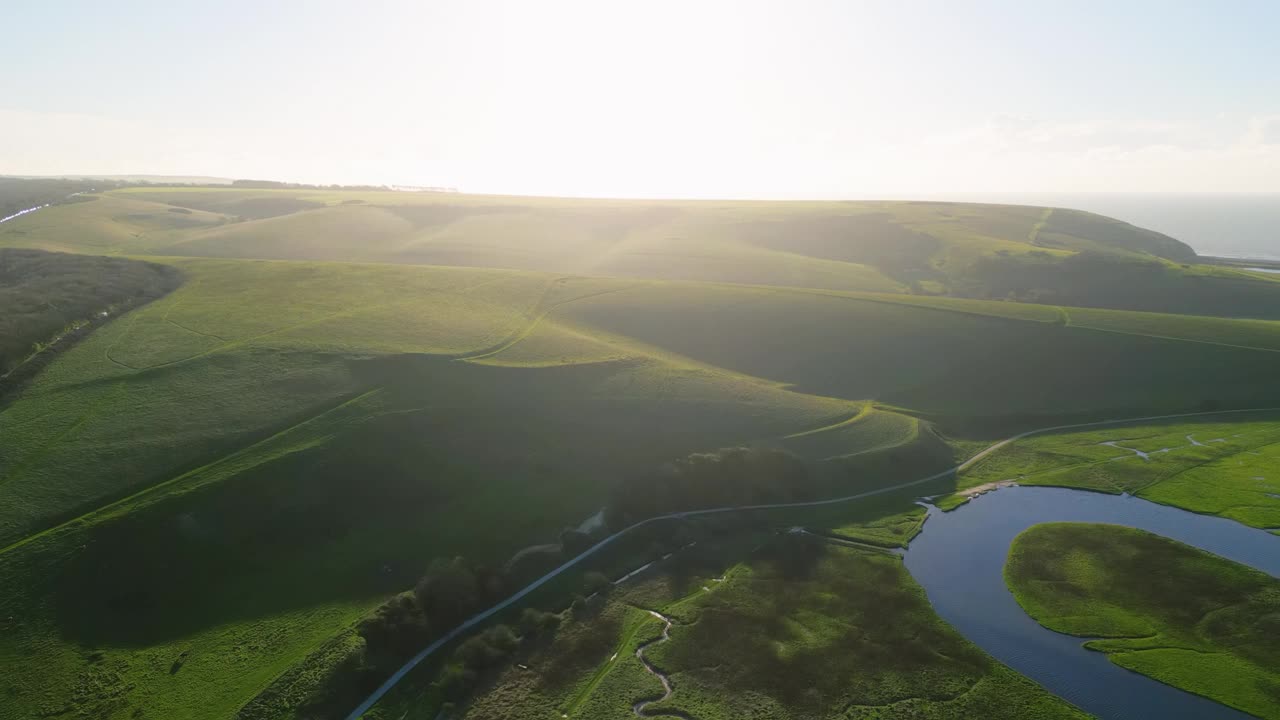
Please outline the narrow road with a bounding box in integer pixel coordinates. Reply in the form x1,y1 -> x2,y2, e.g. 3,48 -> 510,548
0,191 -> 86,225
341,405 -> 1280,720
0,203 -> 52,224
632,611 -> 677,717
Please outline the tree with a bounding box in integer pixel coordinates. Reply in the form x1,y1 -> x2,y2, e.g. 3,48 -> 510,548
414,557 -> 480,627
559,527 -> 591,556
519,607 -> 560,638
357,593 -> 430,667
583,571 -> 612,596
456,625 -> 519,670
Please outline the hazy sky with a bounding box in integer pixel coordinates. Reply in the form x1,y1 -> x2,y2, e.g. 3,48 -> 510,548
4,0 -> 1278,197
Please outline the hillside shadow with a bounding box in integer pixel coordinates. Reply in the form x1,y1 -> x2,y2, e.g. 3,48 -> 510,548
44,354 -> 772,649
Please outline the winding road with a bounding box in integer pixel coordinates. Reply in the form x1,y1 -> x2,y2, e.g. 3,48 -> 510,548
0,191 -> 86,225
341,405 -> 1280,720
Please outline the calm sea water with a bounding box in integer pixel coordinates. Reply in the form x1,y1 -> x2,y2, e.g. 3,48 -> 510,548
936,193 -> 1280,260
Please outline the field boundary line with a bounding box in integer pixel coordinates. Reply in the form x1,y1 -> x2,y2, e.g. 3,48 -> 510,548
784,403 -> 871,439
457,280 -> 642,363
0,388 -> 383,558
1059,321 -> 1280,355
341,405 -> 1280,719
785,286 -> 1280,355
1028,208 -> 1053,245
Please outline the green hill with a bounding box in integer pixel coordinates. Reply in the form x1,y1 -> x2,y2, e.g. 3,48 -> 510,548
0,248 -> 179,378
9,187 -> 1278,318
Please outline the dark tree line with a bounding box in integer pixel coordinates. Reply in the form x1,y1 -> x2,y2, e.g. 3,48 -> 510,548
357,556 -> 507,669
0,249 -> 182,376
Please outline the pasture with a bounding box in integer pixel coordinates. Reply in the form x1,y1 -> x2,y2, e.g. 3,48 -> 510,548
949,416 -> 1280,529
0,258 -> 911,720
1005,523 -> 1280,719
0,248 -> 179,377
7,186 -> 1280,319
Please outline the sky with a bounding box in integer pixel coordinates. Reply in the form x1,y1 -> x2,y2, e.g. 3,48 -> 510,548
3,0 -> 1279,197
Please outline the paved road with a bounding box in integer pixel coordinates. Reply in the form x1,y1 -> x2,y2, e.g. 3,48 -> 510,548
0,192 -> 87,225
343,405 -> 1280,719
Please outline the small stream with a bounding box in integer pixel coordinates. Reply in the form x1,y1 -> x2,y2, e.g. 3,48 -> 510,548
903,486 -> 1280,720
632,610 -> 678,717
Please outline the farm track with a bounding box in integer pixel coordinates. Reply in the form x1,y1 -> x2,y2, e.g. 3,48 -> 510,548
1028,208 -> 1053,245
795,285 -> 1280,355
456,277 -> 643,363
0,388 -> 383,557
341,405 -> 1280,720
783,403 -> 871,439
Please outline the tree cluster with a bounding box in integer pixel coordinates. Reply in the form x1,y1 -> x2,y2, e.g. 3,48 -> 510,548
606,447 -> 811,530
0,249 -> 181,375
356,556 -> 507,670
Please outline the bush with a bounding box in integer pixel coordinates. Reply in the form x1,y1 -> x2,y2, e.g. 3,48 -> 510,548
414,557 -> 480,628
518,608 -> 560,638
608,447 -> 811,527
356,593 -> 430,668
456,625 -> 519,670
583,571 -> 612,596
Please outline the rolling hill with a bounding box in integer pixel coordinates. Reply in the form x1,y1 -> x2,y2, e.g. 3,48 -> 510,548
7,187 -> 1280,318
4,185 -> 1280,719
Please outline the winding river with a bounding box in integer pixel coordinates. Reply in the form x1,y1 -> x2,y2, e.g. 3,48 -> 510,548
903,486 -> 1280,720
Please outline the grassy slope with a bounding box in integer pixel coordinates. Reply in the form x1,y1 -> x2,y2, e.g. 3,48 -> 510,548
1005,523 -> 1280,719
7,188 -> 1280,719
554,282 -> 1280,423
0,248 -> 180,374
949,417 -> 1280,527
14,187 -> 1280,319
6,255 -> 1280,717
1,258 -> 906,720
451,539 -> 1085,720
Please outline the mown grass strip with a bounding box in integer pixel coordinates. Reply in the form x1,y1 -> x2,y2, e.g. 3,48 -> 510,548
783,403 -> 870,439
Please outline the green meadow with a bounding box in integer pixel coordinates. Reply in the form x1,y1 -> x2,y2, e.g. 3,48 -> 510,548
0,248 -> 179,378
1006,523 -> 1280,719
4,185 -> 1280,719
948,416 -> 1280,528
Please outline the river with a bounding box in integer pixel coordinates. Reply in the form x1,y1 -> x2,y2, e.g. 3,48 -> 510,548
903,486 -> 1280,720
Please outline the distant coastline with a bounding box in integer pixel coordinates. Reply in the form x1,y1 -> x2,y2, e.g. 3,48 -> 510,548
934,193 -> 1280,261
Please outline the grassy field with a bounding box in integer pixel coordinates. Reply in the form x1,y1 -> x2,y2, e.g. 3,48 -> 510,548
1006,523 -> 1280,719
946,416 -> 1280,528
0,257 -> 930,720
6,254 -> 1280,718
554,282 -> 1280,424
6,185 -> 1280,719
8,186 -> 1280,319
0,248 -> 180,377
442,535 -> 1087,720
